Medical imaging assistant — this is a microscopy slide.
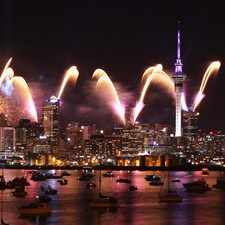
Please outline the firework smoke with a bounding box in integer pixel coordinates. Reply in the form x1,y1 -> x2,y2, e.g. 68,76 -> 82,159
92,69 -> 125,124
57,66 -> 79,99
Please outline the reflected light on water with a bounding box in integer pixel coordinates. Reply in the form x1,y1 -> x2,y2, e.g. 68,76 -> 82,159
0,169 -> 224,225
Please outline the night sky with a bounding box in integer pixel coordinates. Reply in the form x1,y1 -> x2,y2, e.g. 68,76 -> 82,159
0,1 -> 224,130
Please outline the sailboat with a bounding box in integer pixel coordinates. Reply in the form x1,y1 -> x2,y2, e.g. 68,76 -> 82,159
159,171 -> 183,203
89,169 -> 118,208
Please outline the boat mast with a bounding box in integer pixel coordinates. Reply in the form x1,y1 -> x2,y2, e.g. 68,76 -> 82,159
99,169 -> 102,195
1,166 -> 3,224
167,170 -> 170,192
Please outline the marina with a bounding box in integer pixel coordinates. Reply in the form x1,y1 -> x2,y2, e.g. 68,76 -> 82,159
0,169 -> 224,225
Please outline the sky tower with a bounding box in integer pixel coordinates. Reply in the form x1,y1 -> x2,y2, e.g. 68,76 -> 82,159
172,25 -> 186,137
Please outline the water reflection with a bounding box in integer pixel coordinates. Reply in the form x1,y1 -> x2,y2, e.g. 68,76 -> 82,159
0,170 -> 224,225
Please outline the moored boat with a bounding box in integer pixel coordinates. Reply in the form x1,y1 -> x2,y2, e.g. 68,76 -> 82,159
78,175 -> 92,181
183,178 -> 210,193
150,179 -> 164,186
0,176 -> 6,190
61,171 -> 71,176
103,171 -> 114,177
12,186 -> 27,198
145,174 -> 161,182
87,182 -> 96,189
202,168 -> 209,176
171,178 -> 180,183
116,178 -> 131,183
31,172 -> 46,181
45,173 -> 62,179
44,186 -> 58,195
128,185 -> 138,191
78,169 -> 94,181
57,179 -> 68,185
37,194 -> 52,203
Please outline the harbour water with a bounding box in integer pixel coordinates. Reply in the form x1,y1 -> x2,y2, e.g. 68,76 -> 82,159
0,169 -> 224,225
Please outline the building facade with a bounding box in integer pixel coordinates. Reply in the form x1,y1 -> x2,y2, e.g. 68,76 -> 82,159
43,96 -> 60,147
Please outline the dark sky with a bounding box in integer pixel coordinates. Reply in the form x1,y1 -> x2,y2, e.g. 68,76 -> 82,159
0,1 -> 224,130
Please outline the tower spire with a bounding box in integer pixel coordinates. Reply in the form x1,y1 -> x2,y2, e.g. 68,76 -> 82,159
175,22 -> 183,74
172,22 -> 186,138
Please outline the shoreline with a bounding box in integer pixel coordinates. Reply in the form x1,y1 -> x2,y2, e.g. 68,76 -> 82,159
0,165 -> 224,171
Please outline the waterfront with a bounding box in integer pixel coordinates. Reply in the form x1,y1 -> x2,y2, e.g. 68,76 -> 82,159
0,170 -> 224,225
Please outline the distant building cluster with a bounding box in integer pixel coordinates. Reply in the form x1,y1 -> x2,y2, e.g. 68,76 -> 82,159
0,94 -> 224,168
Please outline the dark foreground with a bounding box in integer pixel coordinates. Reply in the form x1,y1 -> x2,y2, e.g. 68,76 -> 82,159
0,169 -> 225,225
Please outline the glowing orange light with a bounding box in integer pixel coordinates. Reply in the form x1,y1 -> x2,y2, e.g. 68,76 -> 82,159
57,66 -> 79,99
92,69 -> 125,124
193,61 -> 221,111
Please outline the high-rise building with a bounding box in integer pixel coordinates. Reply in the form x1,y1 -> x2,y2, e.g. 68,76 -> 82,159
183,111 -> 199,136
171,25 -> 186,137
82,126 -> 91,140
16,119 -> 43,152
43,96 -> 60,146
0,113 -> 8,127
0,95 -> 21,126
66,122 -> 81,146
0,127 -> 16,155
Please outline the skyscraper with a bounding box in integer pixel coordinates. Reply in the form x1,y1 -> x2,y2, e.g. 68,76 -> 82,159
0,127 -> 16,156
43,96 -> 60,146
171,25 -> 186,137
